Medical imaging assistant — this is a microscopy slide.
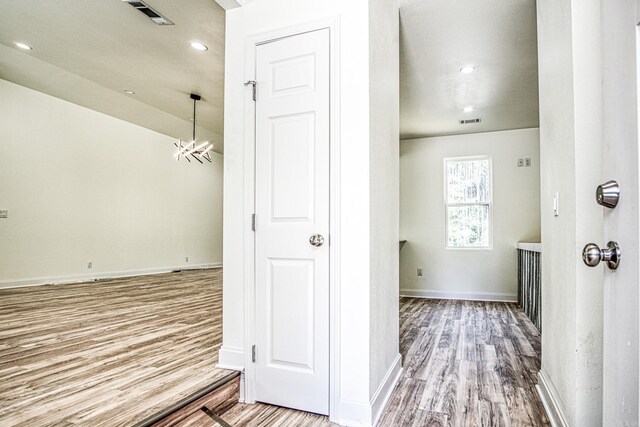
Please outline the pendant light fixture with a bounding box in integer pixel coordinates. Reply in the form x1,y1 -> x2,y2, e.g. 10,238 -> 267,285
174,93 -> 213,163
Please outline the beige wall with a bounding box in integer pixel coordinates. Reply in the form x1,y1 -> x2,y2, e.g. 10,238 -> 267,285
0,79 -> 223,287
399,128 -> 540,300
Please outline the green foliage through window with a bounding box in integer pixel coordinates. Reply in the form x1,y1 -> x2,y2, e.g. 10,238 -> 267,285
445,157 -> 492,248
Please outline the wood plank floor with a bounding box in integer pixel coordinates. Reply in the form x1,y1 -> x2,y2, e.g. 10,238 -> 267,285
0,268 -> 230,427
378,298 -> 549,426
204,298 -> 548,427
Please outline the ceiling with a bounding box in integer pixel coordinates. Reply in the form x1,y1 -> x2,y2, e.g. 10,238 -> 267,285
0,0 -> 226,151
0,0 -> 539,148
399,0 -> 539,139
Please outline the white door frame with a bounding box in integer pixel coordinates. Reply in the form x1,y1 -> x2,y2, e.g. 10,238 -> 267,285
242,17 -> 342,422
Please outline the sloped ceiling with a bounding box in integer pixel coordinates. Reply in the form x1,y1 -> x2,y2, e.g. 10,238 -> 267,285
0,0 -> 225,152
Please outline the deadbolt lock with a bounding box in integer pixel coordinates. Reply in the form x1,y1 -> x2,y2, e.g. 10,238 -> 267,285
596,180 -> 620,208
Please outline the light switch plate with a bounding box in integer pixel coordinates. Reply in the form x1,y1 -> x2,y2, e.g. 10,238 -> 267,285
525,158 -> 532,167
517,158 -> 524,167
0,210 -> 7,219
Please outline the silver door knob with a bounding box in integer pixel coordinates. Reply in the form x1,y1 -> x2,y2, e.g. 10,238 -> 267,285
582,241 -> 621,270
309,234 -> 324,247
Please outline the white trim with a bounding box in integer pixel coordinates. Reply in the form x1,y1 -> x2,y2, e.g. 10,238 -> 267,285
516,242 -> 543,252
371,353 -> 403,426
242,16 -> 342,419
337,399 -> 372,427
327,16 -> 342,424
214,0 -> 243,10
0,262 -> 222,289
536,370 -> 569,427
335,354 -> 402,427
400,288 -> 517,302
217,345 -> 245,372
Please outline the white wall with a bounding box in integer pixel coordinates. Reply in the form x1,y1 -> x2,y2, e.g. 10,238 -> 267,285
399,128 -> 540,300
220,1 -> 400,425
368,0 -> 401,402
537,0 -> 604,425
0,79 -> 223,287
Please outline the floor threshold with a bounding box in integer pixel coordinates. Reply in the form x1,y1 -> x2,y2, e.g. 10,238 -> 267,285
134,370 -> 241,427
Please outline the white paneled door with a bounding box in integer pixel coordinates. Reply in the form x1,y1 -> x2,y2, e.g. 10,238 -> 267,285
254,28 -> 330,415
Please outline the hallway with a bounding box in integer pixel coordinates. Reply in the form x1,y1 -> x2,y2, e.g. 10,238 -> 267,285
379,298 -> 548,426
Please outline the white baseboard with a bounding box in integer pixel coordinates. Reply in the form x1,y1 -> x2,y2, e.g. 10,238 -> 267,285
0,262 -> 223,289
400,288 -> 517,302
217,345 -> 245,372
337,398 -> 372,427
371,353 -> 403,426
536,370 -> 569,427
337,353 -> 403,427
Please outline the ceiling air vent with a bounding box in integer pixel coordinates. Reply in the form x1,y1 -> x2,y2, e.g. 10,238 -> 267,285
123,0 -> 174,25
459,118 -> 481,125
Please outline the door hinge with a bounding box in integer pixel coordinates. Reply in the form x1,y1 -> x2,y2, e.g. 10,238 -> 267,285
251,214 -> 256,231
251,345 -> 256,363
244,80 -> 256,101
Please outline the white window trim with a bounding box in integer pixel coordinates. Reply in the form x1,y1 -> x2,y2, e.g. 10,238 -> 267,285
443,155 -> 494,250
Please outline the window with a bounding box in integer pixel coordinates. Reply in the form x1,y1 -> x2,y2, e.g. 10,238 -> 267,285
444,156 -> 492,249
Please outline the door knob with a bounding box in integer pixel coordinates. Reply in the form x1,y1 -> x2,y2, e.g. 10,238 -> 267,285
309,234 -> 324,247
582,241 -> 621,270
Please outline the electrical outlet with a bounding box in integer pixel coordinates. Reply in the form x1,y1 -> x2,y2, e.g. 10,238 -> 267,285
0,210 -> 7,218
417,267 -> 423,277
185,256 -> 189,262
517,158 -> 524,167
87,261 -> 93,269
525,158 -> 532,167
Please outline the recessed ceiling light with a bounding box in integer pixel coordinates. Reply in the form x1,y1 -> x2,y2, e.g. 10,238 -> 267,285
189,41 -> 208,51
460,65 -> 475,74
123,90 -> 135,95
463,106 -> 474,113
15,42 -> 33,51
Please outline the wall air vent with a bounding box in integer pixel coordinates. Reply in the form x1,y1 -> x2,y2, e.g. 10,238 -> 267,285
122,0 -> 174,25
459,118 -> 482,125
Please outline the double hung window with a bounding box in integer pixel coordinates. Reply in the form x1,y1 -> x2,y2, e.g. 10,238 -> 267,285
444,156 -> 492,249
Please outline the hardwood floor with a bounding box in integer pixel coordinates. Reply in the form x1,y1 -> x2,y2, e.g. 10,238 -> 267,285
194,298 -> 547,427
379,298 -> 548,426
0,268 -> 230,427
0,271 -> 548,427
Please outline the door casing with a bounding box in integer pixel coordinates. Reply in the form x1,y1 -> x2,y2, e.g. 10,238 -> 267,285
241,17 -> 342,422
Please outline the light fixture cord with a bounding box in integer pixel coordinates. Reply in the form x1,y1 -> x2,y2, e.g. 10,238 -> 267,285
192,98 -> 197,141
